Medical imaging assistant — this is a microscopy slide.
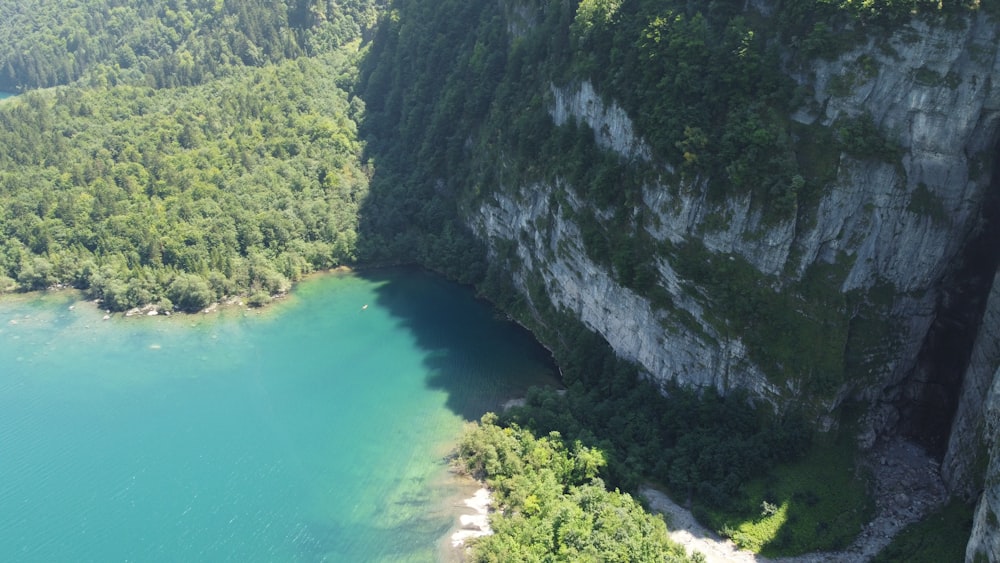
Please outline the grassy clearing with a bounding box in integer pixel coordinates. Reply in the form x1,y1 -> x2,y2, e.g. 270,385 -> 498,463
697,431 -> 873,556
871,498 -> 974,563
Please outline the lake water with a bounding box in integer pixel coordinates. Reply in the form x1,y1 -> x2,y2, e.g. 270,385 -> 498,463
0,270 -> 558,562
0,91 -> 13,100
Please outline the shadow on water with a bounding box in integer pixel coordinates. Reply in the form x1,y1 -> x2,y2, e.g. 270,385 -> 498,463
356,267 -> 560,421
352,3 -> 543,421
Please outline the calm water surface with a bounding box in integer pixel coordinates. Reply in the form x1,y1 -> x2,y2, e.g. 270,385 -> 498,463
0,270 -> 558,562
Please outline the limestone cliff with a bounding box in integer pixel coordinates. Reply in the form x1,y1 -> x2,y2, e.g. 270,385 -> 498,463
466,7 -> 1000,559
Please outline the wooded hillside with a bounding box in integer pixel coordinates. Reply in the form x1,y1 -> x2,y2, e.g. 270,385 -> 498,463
0,1 -> 377,310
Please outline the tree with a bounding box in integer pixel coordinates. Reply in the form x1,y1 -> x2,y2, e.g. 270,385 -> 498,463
168,273 -> 214,312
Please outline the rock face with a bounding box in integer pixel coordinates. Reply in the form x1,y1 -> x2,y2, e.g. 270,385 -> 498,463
474,183 -> 781,400
467,8 -> 1000,560
957,268 -> 1000,560
550,81 -> 653,162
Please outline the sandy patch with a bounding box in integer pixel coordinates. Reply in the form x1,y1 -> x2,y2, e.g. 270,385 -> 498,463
450,487 -> 493,549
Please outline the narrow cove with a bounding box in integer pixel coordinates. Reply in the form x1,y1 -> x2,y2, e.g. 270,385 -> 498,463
0,269 -> 559,562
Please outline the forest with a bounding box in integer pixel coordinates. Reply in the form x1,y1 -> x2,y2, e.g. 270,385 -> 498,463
0,0 -> 376,311
0,0 -> 379,91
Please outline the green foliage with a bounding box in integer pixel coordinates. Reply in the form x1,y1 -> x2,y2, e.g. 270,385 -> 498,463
0,0 -> 378,91
572,0 -> 623,40
0,0 -> 379,311
871,498 -> 974,563
356,0 -> 503,282
828,0 -> 982,25
908,183 -> 949,225
835,112 -> 902,162
668,241 -> 852,394
499,319 -> 812,503
168,272 -> 214,312
0,54 -> 367,310
790,121 -> 841,207
457,415 -> 694,562
700,430 -> 872,555
567,0 -> 818,215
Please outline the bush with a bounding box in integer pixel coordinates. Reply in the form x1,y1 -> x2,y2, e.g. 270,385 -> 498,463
247,291 -> 271,308
168,273 -> 214,312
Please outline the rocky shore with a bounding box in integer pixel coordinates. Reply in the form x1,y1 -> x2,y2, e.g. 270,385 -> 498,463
450,488 -> 493,554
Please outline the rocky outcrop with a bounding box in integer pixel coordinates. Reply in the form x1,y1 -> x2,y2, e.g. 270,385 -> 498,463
550,81 -> 653,162
805,16 -> 1000,290
474,183 -> 781,401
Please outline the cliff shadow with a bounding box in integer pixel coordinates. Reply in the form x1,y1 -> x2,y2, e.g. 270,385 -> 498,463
356,267 -> 560,421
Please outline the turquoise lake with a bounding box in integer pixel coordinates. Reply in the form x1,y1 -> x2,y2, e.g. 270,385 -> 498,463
0,270 -> 559,562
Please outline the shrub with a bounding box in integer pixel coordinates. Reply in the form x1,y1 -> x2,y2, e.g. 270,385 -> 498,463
168,273 -> 214,312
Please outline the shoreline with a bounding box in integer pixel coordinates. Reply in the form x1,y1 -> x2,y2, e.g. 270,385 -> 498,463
439,394 -> 536,561
0,265 -> 361,320
448,487 -> 493,552
434,467 -> 494,563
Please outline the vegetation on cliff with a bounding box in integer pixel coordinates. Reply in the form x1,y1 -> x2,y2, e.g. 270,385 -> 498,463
357,0 -> 975,272
494,310 -> 869,555
354,0 -> 934,409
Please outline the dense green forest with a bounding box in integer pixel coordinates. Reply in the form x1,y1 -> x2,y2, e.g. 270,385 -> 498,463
0,0 -> 376,311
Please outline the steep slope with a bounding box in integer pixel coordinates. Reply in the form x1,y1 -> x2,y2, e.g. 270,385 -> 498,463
358,0 -> 1000,557
470,1 -> 1000,460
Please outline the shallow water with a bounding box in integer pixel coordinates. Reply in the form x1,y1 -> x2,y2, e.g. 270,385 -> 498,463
0,270 -> 558,562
